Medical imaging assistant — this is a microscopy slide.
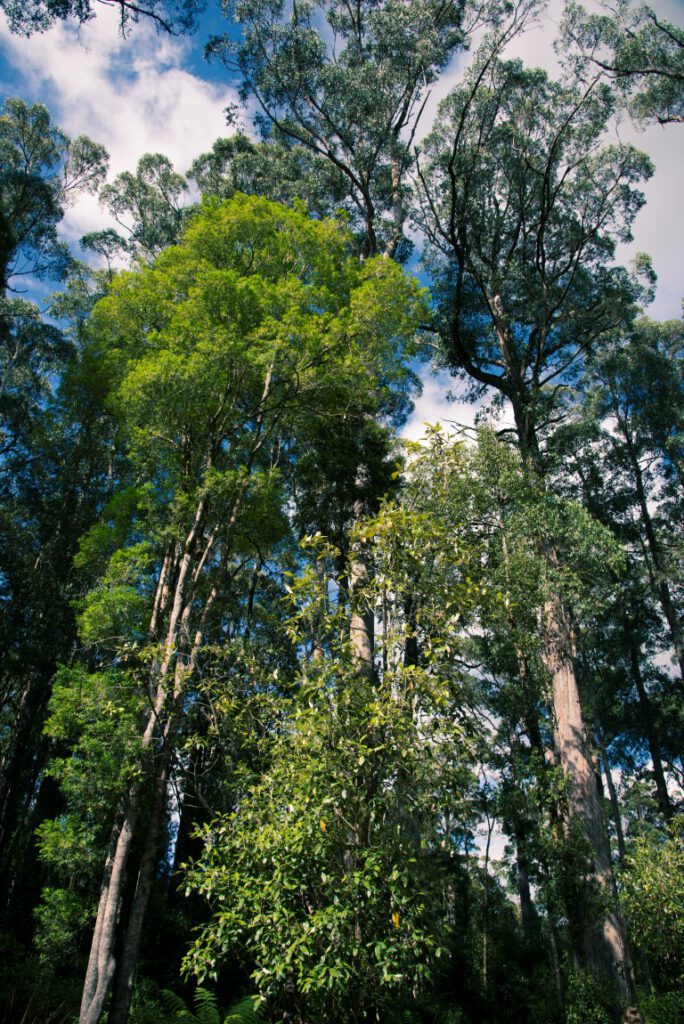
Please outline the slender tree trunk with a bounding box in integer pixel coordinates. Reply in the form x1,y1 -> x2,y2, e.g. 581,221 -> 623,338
547,917 -> 566,1024
349,484 -> 374,678
79,794 -> 143,1024
106,589 -> 218,1024
79,366 -> 276,1024
596,733 -> 627,863
620,424 -> 684,681
79,534 -> 199,1024
514,823 -> 536,940
107,751 -> 172,1024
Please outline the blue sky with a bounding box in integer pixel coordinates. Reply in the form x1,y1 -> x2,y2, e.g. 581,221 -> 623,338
0,0 -> 682,436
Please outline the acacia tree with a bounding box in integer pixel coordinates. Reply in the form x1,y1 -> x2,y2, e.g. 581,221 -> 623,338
57,194 -> 424,1024
413,55 -> 653,1007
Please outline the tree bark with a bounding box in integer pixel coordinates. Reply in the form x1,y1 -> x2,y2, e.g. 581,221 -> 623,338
107,752 -> 171,1024
349,484 -> 374,679
596,733 -> 627,863
627,642 -> 672,819
545,588 -> 633,1010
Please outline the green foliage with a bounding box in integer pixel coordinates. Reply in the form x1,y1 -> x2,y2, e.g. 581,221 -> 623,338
0,96 -> 107,288
620,818 -> 684,987
0,0 -> 206,35
639,989 -> 684,1024
416,55 -> 651,456
211,0 -> 472,255
33,887 -> 92,967
564,965 -> 612,1024
561,1 -> 684,126
2,5 -> 682,1021
182,521 -> 481,1022
84,153 -> 191,264
156,987 -> 262,1024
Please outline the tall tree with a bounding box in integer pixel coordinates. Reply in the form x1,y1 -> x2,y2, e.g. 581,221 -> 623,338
60,195 -> 424,1024
588,319 -> 684,681
413,54 -> 652,1008
209,0 -> 521,258
0,97 -> 107,293
0,99 -> 108,930
83,153 -> 191,265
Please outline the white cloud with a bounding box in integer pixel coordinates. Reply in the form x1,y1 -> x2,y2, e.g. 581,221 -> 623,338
0,10 -> 239,239
402,370 -> 514,441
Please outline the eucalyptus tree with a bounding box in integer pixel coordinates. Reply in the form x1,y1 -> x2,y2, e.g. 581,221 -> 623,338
0,264 -> 122,876
587,319 -> 684,681
0,100 -> 108,928
57,195 -> 424,1024
0,0 -> 206,35
0,97 -> 107,293
209,0 -> 536,259
82,153 -> 191,266
551,394 -> 681,824
413,54 -> 653,1005
189,134 -> 352,224
560,0 -> 684,126
0,97 -> 107,465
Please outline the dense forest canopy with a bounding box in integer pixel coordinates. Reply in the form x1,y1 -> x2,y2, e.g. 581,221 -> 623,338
0,2 -> 682,1024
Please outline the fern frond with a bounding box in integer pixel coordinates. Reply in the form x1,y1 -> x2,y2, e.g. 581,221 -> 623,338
194,986 -> 221,1024
160,989 -> 194,1019
223,995 -> 264,1024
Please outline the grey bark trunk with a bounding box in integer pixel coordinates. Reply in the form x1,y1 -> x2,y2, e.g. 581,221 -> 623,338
107,754 -> 171,1024
507,391 -> 634,1012
349,487 -> 374,679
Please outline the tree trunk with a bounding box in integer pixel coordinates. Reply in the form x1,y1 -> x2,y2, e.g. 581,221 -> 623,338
79,545 -> 192,1024
596,733 -> 627,863
349,486 -> 374,679
545,588 -> 633,1010
107,752 -> 171,1024
508,395 -> 634,1012
79,796 -> 142,1024
621,424 -> 684,681
628,642 -> 672,819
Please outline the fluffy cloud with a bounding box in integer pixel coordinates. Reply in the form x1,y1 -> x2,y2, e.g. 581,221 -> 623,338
0,10 -> 238,239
